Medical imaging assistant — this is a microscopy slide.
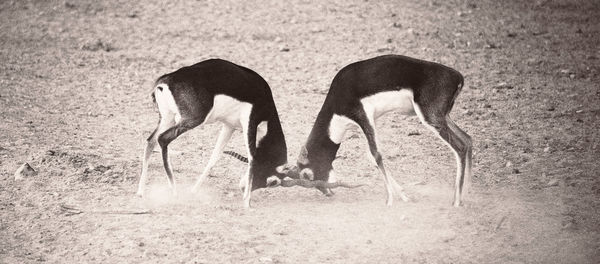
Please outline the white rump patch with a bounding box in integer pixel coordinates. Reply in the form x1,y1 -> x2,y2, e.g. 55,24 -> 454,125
360,90 -> 415,119
154,84 -> 182,123
328,114 -> 358,144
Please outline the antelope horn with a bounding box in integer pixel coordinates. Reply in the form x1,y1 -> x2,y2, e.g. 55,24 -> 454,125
279,178 -> 364,189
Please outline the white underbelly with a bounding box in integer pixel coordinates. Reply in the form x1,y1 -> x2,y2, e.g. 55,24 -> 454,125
360,89 -> 415,119
204,94 -> 268,146
204,94 -> 252,129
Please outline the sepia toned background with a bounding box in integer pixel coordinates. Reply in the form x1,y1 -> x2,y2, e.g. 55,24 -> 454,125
1,0 -> 599,263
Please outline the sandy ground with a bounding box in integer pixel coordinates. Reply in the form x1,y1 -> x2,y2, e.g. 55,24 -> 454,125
1,0 -> 599,263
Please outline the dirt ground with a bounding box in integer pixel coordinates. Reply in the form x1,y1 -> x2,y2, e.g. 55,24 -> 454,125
1,0 -> 599,263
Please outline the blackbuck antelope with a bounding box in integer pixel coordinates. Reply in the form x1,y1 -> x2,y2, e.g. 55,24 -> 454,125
276,55 -> 473,207
136,59 -> 289,208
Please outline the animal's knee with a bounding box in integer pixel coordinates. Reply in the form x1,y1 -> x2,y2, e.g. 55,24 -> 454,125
368,151 -> 383,166
157,130 -> 176,148
463,133 -> 473,149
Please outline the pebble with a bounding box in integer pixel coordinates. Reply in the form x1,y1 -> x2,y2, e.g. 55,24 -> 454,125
546,179 -> 559,187
14,163 -> 37,180
259,256 -> 272,263
494,82 -> 513,89
543,146 -> 551,152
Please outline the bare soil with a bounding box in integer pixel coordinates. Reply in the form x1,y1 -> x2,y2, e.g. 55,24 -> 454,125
1,0 -> 599,263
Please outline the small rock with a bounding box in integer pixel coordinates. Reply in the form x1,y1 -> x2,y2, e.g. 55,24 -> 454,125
546,179 -> 559,187
138,242 -> 145,247
494,82 -> 513,89
14,163 -> 37,180
275,231 -> 288,236
546,106 -> 555,111
569,73 -> 576,79
81,39 -> 115,52
391,22 -> 402,28
279,47 -> 290,52
562,219 -> 575,230
506,32 -> 517,38
407,131 -> 421,136
366,239 -> 373,244
543,146 -> 551,153
310,27 -> 323,33
559,69 -> 571,74
484,42 -> 499,49
441,232 -> 457,243
512,168 -> 520,174
274,37 -> 282,43
259,256 -> 272,263
505,161 -> 512,167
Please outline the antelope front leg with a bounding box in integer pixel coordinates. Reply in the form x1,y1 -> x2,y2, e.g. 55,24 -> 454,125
191,125 -> 234,193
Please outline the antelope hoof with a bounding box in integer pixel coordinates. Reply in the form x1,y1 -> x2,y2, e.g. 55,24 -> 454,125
317,187 -> 335,196
239,178 -> 248,193
398,192 -> 410,203
325,188 -> 335,196
453,199 -> 462,207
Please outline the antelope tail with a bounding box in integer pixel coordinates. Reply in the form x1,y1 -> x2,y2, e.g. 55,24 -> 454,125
223,151 -> 248,163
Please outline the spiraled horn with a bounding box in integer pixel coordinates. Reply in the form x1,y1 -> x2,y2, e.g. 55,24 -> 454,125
278,178 -> 364,189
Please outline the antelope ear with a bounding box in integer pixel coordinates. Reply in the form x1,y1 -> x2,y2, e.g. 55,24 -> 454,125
299,168 -> 314,181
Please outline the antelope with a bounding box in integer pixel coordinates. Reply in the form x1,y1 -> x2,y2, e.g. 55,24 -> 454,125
274,55 -> 473,207
136,59 -> 290,208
